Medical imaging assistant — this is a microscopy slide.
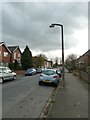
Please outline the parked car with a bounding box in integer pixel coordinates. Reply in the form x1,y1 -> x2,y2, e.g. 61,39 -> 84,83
36,68 -> 42,73
0,66 -> 17,83
59,67 -> 63,73
53,68 -> 62,77
38,69 -> 60,87
25,68 -> 36,76
36,68 -> 46,73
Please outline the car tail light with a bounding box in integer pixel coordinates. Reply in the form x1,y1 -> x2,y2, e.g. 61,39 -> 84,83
53,76 -> 58,78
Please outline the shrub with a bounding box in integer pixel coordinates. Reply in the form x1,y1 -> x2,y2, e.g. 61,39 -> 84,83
9,62 -> 15,70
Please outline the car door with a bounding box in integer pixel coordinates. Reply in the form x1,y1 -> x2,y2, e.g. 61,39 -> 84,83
2,68 -> 9,80
6,67 -> 13,80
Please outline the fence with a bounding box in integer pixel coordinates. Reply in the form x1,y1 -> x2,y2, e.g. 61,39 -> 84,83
79,70 -> 90,83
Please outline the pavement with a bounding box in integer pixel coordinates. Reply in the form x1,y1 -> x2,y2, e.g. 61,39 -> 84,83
47,69 -> 88,119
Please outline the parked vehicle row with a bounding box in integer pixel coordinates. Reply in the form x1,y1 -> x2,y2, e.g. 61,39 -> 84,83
0,66 -> 17,83
25,68 -> 46,76
0,66 -> 62,87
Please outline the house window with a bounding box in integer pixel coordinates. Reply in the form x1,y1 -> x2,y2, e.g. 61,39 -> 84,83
4,52 -> 8,57
14,53 -> 16,59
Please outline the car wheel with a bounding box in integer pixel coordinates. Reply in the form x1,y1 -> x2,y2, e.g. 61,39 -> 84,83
53,83 -> 58,87
0,77 -> 4,83
39,81 -> 43,85
13,75 -> 17,80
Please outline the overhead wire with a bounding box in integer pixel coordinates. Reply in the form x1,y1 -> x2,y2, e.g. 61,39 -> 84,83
36,2 -> 80,43
22,2 -> 80,54
57,2 -> 79,23
34,3 -> 60,41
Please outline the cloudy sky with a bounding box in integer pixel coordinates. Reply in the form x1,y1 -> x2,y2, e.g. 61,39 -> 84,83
0,0 -> 89,62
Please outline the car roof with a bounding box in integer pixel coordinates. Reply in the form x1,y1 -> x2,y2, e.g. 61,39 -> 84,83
0,66 -> 7,68
43,69 -> 56,72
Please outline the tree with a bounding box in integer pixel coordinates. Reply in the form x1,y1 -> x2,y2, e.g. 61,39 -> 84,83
65,54 -> 77,72
53,57 -> 59,68
21,45 -> 32,70
50,58 -> 53,67
32,54 -> 47,68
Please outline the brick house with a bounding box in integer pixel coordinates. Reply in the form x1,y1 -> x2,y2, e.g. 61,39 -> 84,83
8,46 -> 21,65
76,49 -> 90,68
0,42 -> 11,66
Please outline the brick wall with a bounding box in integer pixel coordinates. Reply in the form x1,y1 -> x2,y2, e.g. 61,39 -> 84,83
80,71 -> 90,83
12,48 -> 21,63
14,70 -> 25,76
0,45 -> 10,63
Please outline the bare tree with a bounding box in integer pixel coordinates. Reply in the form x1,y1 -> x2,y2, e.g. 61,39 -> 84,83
65,54 -> 77,72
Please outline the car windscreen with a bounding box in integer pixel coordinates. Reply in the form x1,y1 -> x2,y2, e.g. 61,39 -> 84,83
7,68 -> 12,73
42,70 -> 56,75
0,68 -> 6,73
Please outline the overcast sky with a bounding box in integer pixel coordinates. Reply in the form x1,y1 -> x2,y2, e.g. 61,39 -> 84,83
0,0 -> 89,62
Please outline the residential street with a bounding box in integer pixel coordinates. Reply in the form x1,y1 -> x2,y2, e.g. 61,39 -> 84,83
0,68 -> 89,119
0,2 -> 89,120
2,74 -> 54,118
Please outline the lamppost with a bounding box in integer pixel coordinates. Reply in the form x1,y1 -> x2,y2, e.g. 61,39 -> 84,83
49,23 -> 65,87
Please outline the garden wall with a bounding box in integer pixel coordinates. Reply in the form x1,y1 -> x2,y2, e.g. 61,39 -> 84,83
80,71 -> 90,83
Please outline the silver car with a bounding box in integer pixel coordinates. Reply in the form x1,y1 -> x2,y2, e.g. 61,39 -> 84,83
38,69 -> 60,87
0,66 -> 17,83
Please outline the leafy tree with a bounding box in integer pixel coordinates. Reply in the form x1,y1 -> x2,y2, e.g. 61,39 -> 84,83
37,54 -> 45,67
39,54 -> 48,60
32,56 -> 38,68
32,54 -> 47,68
21,45 -> 32,70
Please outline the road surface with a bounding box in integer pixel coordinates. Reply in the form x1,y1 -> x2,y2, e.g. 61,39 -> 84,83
2,74 -> 54,118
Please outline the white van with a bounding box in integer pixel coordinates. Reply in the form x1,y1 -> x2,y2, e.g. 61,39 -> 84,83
0,66 -> 17,83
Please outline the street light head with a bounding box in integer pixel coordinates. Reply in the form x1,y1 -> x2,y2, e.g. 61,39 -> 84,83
49,23 -> 63,28
49,24 -> 55,28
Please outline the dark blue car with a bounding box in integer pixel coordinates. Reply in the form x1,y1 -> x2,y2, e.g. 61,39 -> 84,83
25,68 -> 36,76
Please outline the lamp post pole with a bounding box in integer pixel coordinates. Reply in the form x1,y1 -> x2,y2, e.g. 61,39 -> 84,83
49,23 -> 65,87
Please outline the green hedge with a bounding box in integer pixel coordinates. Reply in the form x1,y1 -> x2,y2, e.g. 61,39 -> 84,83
9,62 -> 22,70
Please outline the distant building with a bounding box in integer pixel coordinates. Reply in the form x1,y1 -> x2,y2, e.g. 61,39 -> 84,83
44,59 -> 53,68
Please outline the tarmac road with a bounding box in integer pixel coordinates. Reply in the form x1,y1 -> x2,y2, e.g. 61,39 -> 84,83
2,74 -> 54,118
